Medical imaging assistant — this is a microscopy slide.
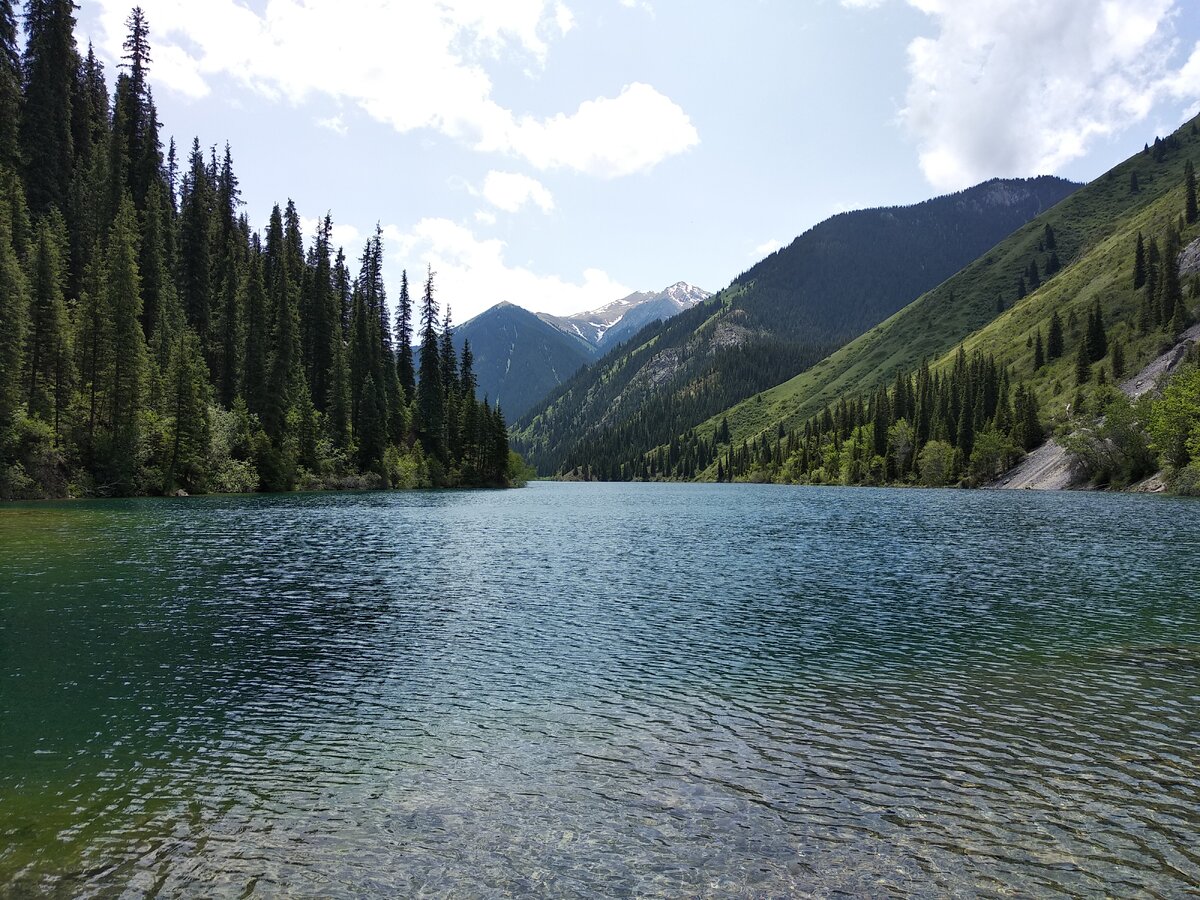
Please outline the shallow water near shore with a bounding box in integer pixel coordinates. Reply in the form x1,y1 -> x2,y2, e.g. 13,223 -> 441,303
2,482 -> 1198,896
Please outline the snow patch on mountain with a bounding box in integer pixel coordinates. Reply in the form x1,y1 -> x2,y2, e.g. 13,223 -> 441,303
538,282 -> 712,349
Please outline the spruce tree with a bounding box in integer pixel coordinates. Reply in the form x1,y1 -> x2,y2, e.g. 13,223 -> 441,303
1074,342 -> 1091,388
24,211 -> 71,439
0,192 -> 27,426
1187,159 -> 1198,225
264,204 -> 302,441
20,0 -> 78,216
394,268 -> 415,398
178,138 -> 213,351
1111,339 -> 1125,381
416,267 -> 444,462
105,196 -> 146,491
0,0 -> 19,171
75,241 -> 110,450
163,327 -> 210,493
1133,233 -> 1146,289
1033,329 -> 1045,370
1047,310 -> 1065,359
241,250 -> 269,420
1086,299 -> 1107,362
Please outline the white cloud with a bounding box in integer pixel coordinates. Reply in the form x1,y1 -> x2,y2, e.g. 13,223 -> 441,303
298,215 -> 363,253
389,218 -> 631,320
846,0 -> 1200,190
484,82 -> 698,177
752,238 -> 783,258
316,114 -> 348,136
481,170 -> 555,213
475,210 -> 499,226
90,0 -> 696,178
619,0 -> 655,14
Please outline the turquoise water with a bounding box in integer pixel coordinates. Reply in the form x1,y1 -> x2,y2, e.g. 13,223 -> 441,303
1,483 -> 1198,896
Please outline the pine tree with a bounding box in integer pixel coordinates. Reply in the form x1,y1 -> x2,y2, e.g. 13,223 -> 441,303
394,268 -> 415,398
306,214 -> 338,413
1086,298 -> 1107,362
0,0 -> 19,171
24,210 -> 71,439
0,189 -> 27,426
1047,310 -> 1064,359
20,0 -> 78,216
1186,159 -> 1198,225
162,327 -> 210,493
178,138 -> 213,352
1133,233 -> 1146,289
74,240 -> 110,450
1111,339 -> 1125,381
263,203 -> 302,441
241,249 -> 269,420
1074,342 -> 1091,388
104,196 -> 146,491
416,267 -> 444,462
356,372 -> 386,473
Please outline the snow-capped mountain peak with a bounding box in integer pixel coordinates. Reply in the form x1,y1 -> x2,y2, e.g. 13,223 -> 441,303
537,282 -> 712,350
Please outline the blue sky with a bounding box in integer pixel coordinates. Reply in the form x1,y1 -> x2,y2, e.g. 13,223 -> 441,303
74,0 -> 1200,322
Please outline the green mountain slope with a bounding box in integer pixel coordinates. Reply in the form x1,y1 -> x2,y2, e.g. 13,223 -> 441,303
696,119 -> 1200,476
515,177 -> 1080,476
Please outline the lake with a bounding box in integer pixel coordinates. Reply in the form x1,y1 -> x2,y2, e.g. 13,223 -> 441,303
1,483 -> 1198,896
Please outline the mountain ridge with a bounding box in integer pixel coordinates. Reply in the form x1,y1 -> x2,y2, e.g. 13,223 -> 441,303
514,175 -> 1082,477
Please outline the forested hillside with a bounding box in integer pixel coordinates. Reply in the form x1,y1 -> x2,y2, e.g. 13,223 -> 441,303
514,176 -> 1078,476
451,302 -> 596,421
0,2 -> 517,499
641,118 -> 1200,491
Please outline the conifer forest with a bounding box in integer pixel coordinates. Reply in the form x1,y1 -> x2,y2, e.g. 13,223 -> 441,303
0,2 -> 519,499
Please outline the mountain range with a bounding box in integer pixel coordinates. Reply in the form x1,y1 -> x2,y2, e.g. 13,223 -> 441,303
452,284 -> 710,420
512,176 -> 1082,476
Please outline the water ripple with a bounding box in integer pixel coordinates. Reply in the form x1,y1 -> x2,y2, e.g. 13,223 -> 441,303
1,484 -> 1199,896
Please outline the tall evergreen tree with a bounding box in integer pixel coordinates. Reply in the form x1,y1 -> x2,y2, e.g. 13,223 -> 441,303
241,248 -> 269,420
1047,310 -> 1064,359
178,138 -> 213,351
0,0 -> 19,171
0,189 -> 28,426
74,240 -> 110,450
1033,329 -> 1045,371
263,203 -> 302,440
394,268 -> 415,398
1186,159 -> 1198,225
1133,232 -> 1146,289
416,267 -> 444,462
20,0 -> 78,216
162,327 -> 210,493
1086,299 -> 1107,362
1074,342 -> 1091,388
104,195 -> 146,492
24,210 -> 71,438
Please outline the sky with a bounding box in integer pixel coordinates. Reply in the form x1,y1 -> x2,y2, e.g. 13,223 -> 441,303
72,0 -> 1200,323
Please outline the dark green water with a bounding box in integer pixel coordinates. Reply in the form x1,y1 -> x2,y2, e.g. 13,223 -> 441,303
1,483 -> 1198,897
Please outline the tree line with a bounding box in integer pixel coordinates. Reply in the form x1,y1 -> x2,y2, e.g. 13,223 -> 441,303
1,2 -> 520,499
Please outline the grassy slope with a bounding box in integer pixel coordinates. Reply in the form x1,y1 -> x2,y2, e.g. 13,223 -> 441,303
697,116 -> 1200,463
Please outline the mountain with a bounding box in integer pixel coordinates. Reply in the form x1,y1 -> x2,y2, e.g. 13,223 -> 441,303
451,303 -> 596,421
539,283 -> 712,351
683,117 -> 1200,483
514,176 -> 1082,477
452,283 -> 709,421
